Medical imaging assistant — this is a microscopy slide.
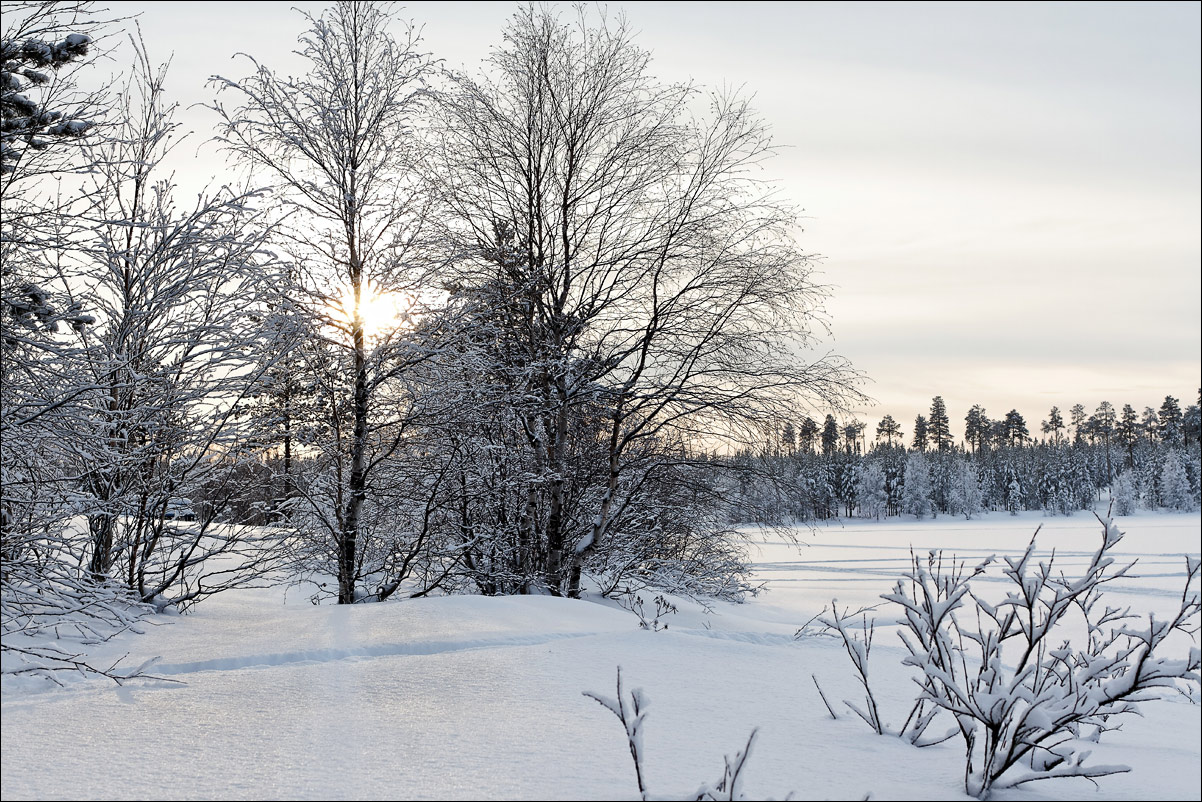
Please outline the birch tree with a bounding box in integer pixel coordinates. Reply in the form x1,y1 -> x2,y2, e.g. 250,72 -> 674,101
210,1 -> 436,603
435,6 -> 860,597
67,41 -> 280,606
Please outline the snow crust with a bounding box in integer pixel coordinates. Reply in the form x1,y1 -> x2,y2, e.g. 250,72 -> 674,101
2,510 -> 1198,800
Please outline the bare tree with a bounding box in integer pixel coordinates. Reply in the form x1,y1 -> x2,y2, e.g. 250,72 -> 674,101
2,13 -> 275,678
434,6 -> 861,597
63,40 -> 281,607
210,1 -> 436,603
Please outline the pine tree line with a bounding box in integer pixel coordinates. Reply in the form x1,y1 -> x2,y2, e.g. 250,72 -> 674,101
737,393 -> 1202,521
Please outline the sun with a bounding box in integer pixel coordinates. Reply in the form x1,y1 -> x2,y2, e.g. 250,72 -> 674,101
330,283 -> 446,341
329,284 -> 411,340
359,288 -> 412,339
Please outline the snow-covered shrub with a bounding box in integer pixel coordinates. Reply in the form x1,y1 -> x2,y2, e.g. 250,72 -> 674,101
948,461 -> 984,519
1160,451 -> 1194,511
901,452 -> 932,518
816,603 -> 886,734
1110,470 -> 1137,516
825,516 -> 1200,799
623,594 -> 677,631
855,462 -> 887,520
1,553 -> 157,686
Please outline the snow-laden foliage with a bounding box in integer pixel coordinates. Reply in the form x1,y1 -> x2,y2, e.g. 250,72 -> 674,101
1111,470 -> 1137,516
0,1 -> 104,185
947,459 -> 985,519
824,514 -> 1201,798
1160,451 -> 1195,512
855,462 -> 888,520
901,451 -> 932,518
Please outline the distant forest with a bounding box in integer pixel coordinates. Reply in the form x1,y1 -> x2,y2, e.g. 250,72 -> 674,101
737,393 -> 1202,522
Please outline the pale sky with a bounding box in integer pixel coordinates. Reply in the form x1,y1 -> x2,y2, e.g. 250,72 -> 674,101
95,1 -> 1202,441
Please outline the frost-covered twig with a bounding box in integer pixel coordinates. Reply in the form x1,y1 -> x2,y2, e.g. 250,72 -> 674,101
584,667 -> 650,800
585,666 -> 784,801
812,673 -> 838,720
818,601 -> 885,734
622,593 -> 678,631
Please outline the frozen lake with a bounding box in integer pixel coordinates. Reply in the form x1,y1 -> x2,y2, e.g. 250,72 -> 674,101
750,509 -> 1198,623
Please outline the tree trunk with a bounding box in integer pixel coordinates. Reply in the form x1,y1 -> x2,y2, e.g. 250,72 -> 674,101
568,432 -> 621,598
544,399 -> 570,594
282,385 -> 294,505
87,510 -> 115,580
341,263 -> 368,604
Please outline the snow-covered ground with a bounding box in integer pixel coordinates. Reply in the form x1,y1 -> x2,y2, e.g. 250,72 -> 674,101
3,510 -> 1199,800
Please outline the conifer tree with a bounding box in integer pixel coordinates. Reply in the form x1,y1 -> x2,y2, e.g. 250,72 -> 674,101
781,422 -> 796,455
842,419 -> 865,455
1158,395 -> 1183,447
1141,407 -> 1159,443
1004,465 -> 1024,514
911,414 -> 928,452
964,404 -> 988,453
1160,451 -> 1192,511
1003,409 -> 1029,447
928,395 -> 953,451
1040,406 -> 1065,444
799,417 -> 819,454
1092,401 -> 1117,483
1185,393 -> 1201,448
1117,403 -> 1140,469
821,414 -> 840,456
1070,403 -> 1088,444
989,419 -> 1008,450
875,414 -> 902,447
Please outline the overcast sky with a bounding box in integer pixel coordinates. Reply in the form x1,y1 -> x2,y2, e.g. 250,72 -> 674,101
98,1 -> 1201,441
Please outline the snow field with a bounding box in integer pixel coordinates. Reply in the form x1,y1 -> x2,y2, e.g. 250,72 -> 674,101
2,510 -> 1198,800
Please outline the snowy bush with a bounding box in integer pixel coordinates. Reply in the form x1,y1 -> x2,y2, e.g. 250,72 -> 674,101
824,515 -> 1200,798
618,593 -> 678,631
855,462 -> 887,520
901,452 -> 932,518
1110,470 -> 1137,516
1,553 -> 158,686
1160,451 -> 1194,511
